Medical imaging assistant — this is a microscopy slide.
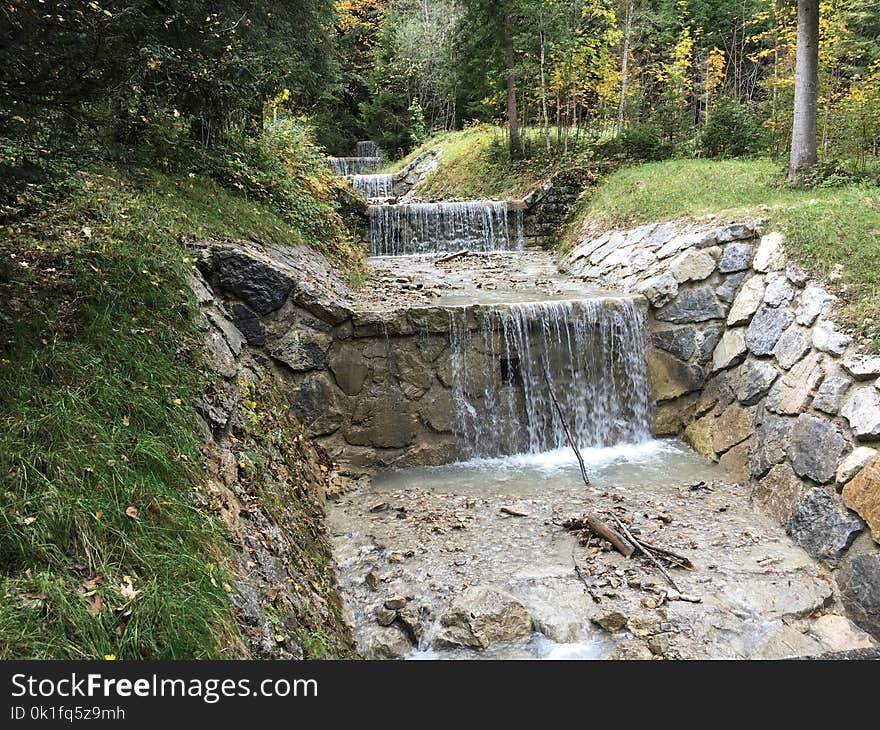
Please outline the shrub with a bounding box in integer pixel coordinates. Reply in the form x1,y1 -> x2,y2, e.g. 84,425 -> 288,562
699,98 -> 767,159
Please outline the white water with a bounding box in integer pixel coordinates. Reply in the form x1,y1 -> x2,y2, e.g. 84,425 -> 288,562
328,156 -> 380,176
369,201 -> 524,255
447,298 -> 651,459
353,173 -> 393,200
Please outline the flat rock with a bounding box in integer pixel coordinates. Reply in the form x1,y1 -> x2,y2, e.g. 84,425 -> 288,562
746,307 -> 793,356
812,376 -> 852,415
724,568 -> 832,619
807,614 -> 878,652
813,319 -> 852,356
841,386 -> 880,440
727,275 -> 765,326
736,359 -> 778,405
655,287 -> 723,323
215,248 -> 294,315
712,329 -> 748,372
789,413 -> 846,484
837,551 -> 880,640
841,353 -> 880,380
753,624 -> 823,659
671,248 -> 716,283
842,458 -> 880,542
435,587 -> 533,649
795,287 -> 835,326
607,640 -> 653,660
753,232 -> 786,272
837,447 -> 878,485
786,488 -> 863,565
772,325 -> 811,370
718,243 -> 754,273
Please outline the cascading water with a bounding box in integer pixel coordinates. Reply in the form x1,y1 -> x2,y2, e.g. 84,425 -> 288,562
369,201 -> 525,256
356,140 -> 379,158
328,156 -> 380,176
353,173 -> 393,200
447,298 -> 650,458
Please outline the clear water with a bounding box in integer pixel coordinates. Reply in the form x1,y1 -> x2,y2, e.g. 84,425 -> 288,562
371,439 -> 714,498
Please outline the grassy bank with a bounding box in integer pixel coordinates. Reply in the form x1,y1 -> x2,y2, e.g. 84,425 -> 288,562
0,130 -> 362,658
575,158 -> 880,350
389,125 -> 593,200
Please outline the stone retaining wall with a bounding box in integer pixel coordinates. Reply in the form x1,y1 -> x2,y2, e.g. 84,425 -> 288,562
566,218 -> 880,639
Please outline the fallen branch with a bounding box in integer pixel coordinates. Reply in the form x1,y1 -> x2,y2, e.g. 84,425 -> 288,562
435,249 -> 470,263
544,364 -> 690,592
543,365 -> 589,486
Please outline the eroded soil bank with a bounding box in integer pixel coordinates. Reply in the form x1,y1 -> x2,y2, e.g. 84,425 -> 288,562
328,441 -> 878,659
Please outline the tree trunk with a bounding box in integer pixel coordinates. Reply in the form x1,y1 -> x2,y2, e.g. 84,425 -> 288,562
540,29 -> 551,155
616,0 -> 634,137
502,11 -> 522,158
788,0 -> 819,186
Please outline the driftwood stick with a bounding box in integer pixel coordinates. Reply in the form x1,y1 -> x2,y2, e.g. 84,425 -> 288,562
584,514 -> 635,559
607,512 -> 682,592
637,540 -> 695,570
543,365 -> 589,486
543,365 -> 637,558
543,363 -> 689,591
435,248 -> 470,263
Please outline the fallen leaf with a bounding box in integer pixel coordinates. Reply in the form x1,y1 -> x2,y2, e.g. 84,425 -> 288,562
122,415 -> 130,427
125,506 -> 138,520
85,593 -> 103,615
119,575 -> 139,601
95,510 -> 103,520
104,654 -> 116,660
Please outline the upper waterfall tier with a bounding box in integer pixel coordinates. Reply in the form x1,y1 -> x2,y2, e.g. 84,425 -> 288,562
368,201 -> 524,256
328,156 -> 380,175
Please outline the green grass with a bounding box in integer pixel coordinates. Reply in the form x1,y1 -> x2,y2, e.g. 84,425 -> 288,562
388,125 -> 593,200
0,165 -> 358,659
576,158 -> 880,350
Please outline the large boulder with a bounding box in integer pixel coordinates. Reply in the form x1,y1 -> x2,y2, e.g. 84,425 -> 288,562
753,231 -> 786,272
768,351 -> 825,415
671,249 -> 716,283
772,325 -> 811,370
755,461 -> 807,524
763,272 -> 795,308
435,587 -> 533,649
841,354 -> 880,380
711,404 -> 754,454
651,327 -> 697,361
795,287 -> 835,326
786,488 -> 863,565
812,319 -> 852,356
789,413 -> 846,484
214,248 -> 294,315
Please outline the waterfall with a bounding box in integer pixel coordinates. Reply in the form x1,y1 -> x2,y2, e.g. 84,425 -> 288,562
369,201 -> 525,256
353,173 -> 393,200
356,141 -> 379,158
448,298 -> 650,458
328,157 -> 380,176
